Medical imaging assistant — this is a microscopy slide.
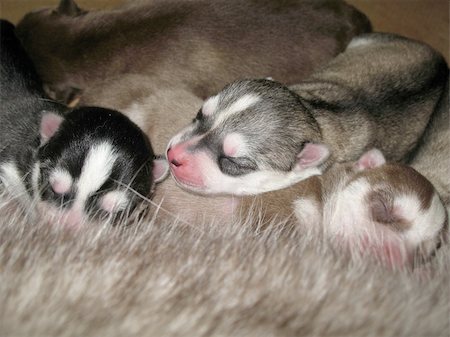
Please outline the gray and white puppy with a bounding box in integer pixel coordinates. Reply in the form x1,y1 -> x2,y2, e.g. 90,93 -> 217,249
167,33 -> 448,195
15,0 -> 371,102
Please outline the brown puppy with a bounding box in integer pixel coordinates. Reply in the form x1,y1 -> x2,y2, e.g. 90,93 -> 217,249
15,0 -> 371,102
241,149 -> 448,267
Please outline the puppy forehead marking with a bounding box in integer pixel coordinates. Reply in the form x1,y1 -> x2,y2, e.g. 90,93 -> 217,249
223,133 -> 247,157
211,94 -> 260,130
76,142 -> 118,203
202,94 -> 220,116
49,169 -> 73,194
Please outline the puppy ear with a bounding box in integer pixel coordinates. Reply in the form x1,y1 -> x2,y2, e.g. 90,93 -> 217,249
40,112 -> 64,144
295,143 -> 330,170
57,0 -> 84,16
152,157 -> 170,183
355,148 -> 386,171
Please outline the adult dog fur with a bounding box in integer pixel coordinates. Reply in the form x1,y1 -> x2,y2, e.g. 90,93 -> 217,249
15,0 -> 371,102
0,192 -> 449,337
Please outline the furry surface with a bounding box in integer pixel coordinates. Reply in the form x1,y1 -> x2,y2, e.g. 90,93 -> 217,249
1,192 -> 449,337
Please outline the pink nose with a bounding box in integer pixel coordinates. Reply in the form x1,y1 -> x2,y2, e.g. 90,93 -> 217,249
167,143 -> 189,167
166,143 -> 204,188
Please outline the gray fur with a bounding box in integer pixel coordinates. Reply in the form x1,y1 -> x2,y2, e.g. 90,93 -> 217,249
0,191 -> 449,337
15,0 -> 371,102
410,80 -> 450,206
169,33 -> 448,191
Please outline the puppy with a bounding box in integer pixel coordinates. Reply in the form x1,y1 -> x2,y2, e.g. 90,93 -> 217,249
0,20 -> 163,227
167,33 -> 448,195
240,149 -> 448,267
15,0 -> 371,102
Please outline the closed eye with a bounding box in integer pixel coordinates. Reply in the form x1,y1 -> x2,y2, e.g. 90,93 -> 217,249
218,156 -> 258,176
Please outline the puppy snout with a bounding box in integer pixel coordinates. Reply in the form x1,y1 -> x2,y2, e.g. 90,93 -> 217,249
167,144 -> 188,168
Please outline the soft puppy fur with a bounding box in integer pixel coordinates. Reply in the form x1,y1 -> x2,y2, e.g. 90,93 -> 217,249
0,20 -> 157,227
166,33 -> 449,196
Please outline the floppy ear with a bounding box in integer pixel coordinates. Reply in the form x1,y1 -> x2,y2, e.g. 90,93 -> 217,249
295,143 -> 330,170
354,148 -> 386,171
152,157 -> 170,183
57,0 -> 84,16
40,112 -> 64,144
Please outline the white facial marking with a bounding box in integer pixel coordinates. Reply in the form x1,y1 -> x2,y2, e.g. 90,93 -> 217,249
211,94 -> 260,130
99,190 -> 129,213
49,169 -> 73,195
167,123 -> 197,150
223,133 -> 247,157
75,142 -> 118,208
202,94 -> 220,116
401,193 -> 446,246
171,150 -> 323,195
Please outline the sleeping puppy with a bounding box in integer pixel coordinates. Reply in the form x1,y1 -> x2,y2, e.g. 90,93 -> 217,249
0,19 -> 165,228
167,33 -> 449,196
241,149 -> 448,267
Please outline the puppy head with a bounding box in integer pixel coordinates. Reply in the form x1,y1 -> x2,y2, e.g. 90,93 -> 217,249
326,149 -> 447,266
34,107 -> 167,227
167,79 -> 328,195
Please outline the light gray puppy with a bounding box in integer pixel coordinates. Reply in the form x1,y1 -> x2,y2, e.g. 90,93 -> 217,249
167,33 -> 449,196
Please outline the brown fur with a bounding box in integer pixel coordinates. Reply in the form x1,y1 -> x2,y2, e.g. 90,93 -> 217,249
240,162 -> 446,247
15,0 -> 371,102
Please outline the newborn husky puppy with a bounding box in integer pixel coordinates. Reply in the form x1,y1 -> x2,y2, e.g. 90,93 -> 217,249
242,149 -> 448,267
15,0 -> 371,102
0,20 -> 161,227
167,33 -> 448,195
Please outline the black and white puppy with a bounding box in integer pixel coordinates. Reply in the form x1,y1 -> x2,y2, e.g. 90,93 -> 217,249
0,20 -> 165,227
167,33 -> 448,195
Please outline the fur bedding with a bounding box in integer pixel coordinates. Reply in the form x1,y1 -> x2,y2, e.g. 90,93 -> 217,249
0,192 -> 449,337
